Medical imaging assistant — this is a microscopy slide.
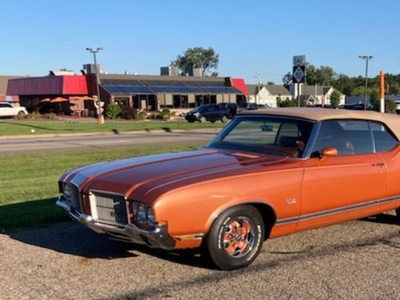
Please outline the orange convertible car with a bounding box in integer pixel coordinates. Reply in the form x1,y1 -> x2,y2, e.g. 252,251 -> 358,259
57,108 -> 400,270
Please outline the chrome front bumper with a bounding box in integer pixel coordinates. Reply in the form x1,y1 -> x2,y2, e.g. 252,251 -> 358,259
56,199 -> 176,250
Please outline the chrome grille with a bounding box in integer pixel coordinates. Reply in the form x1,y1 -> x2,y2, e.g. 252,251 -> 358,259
92,192 -> 128,225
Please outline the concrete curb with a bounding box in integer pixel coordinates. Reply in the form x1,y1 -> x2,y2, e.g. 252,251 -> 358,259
0,128 -> 222,140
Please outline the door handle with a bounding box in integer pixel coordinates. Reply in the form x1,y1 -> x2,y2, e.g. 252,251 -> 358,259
372,162 -> 385,167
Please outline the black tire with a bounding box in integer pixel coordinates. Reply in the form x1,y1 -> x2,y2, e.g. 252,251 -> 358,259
396,208 -> 400,224
17,111 -> 26,118
199,115 -> 207,123
221,115 -> 228,123
203,205 -> 264,270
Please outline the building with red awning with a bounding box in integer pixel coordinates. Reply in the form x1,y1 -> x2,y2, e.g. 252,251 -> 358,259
6,66 -> 248,116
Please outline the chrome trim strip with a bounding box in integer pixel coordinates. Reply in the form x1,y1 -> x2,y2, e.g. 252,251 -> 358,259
276,195 -> 400,225
88,192 -> 98,220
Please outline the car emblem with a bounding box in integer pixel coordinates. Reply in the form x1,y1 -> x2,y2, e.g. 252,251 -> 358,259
286,198 -> 297,205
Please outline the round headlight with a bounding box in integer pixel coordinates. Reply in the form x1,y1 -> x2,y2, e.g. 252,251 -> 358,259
146,207 -> 155,225
63,183 -> 73,202
133,203 -> 147,223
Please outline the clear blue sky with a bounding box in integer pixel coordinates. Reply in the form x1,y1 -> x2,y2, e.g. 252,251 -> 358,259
2,0 -> 399,85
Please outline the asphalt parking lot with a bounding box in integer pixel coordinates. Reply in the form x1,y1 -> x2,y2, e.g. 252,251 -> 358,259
1,214 -> 399,300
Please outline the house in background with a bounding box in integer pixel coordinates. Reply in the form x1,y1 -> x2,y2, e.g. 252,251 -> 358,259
290,84 -> 346,106
247,84 -> 292,107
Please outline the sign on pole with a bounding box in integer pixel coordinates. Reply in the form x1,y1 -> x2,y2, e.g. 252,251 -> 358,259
292,55 -> 306,107
293,55 -> 306,67
292,66 -> 305,83
292,55 -> 306,83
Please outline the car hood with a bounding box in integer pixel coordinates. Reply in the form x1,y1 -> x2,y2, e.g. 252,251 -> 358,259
62,148 -> 290,203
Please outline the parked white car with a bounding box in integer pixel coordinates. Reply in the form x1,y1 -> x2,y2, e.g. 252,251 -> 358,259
0,102 -> 28,118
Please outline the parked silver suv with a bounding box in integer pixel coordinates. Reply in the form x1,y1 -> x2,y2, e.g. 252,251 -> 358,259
0,102 -> 28,118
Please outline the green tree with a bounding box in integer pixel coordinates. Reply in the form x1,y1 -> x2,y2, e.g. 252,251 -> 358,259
332,74 -> 355,96
304,64 -> 335,86
282,72 -> 292,89
329,90 -> 341,107
383,74 -> 400,94
351,86 -> 366,97
305,64 -> 318,85
316,66 -> 335,85
171,47 -> 219,76
369,87 -> 380,104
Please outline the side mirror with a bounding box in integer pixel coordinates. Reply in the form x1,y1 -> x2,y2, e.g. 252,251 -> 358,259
321,146 -> 338,158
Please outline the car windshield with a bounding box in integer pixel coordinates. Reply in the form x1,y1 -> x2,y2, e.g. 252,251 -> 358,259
238,103 -> 249,108
205,115 -> 315,157
192,105 -> 208,112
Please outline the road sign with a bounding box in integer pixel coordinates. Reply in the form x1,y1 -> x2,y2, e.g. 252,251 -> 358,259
292,66 -> 305,83
293,55 -> 306,66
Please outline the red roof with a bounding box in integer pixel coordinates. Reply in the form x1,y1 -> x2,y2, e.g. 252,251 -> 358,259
7,75 -> 88,95
231,78 -> 248,95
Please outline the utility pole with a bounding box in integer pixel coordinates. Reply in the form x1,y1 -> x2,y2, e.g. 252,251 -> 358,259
358,55 -> 373,110
86,47 -> 104,124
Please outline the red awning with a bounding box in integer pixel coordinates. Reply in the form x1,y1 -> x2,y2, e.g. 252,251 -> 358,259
231,78 -> 248,95
62,76 -> 88,94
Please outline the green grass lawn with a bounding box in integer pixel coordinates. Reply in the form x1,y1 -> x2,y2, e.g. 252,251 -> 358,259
0,142 -> 204,233
0,118 -> 226,136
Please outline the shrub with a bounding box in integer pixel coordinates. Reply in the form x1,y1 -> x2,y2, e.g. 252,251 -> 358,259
137,111 -> 147,120
161,108 -> 171,115
41,113 -> 58,119
155,112 -> 165,120
120,105 -> 137,120
384,99 -> 397,114
155,108 -> 171,120
24,112 -> 58,120
106,104 -> 122,119
279,99 -> 296,107
152,112 -> 160,119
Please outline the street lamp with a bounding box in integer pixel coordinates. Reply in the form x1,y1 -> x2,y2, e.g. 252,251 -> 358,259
358,55 -> 373,110
86,47 -> 104,124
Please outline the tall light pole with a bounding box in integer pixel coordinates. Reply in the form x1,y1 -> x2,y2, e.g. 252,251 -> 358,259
254,72 -> 263,104
358,55 -> 373,110
86,47 -> 104,124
